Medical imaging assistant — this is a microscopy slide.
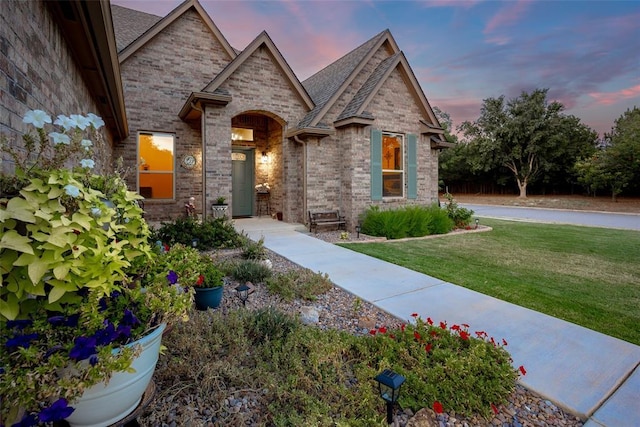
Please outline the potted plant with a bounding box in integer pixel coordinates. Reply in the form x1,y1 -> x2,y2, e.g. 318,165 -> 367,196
214,196 -> 227,205
0,111 -> 193,427
192,256 -> 225,310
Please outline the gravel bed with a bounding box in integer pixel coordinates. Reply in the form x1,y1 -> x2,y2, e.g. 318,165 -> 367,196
140,232 -> 584,427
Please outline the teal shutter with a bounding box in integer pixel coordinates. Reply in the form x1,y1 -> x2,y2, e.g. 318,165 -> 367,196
370,129 -> 382,200
407,133 -> 417,199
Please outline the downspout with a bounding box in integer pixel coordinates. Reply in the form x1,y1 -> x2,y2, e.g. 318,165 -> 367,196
191,101 -> 206,219
293,135 -> 307,223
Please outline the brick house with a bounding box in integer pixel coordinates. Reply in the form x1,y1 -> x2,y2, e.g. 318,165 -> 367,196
2,0 -> 449,229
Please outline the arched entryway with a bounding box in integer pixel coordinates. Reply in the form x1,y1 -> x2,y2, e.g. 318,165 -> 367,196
231,111 -> 285,218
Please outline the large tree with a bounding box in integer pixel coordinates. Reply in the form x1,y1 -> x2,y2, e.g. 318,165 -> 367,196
459,89 -> 597,198
575,106 -> 640,200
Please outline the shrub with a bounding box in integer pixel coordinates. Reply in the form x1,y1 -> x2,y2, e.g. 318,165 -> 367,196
444,193 -> 474,227
150,216 -> 243,250
246,307 -> 301,343
360,204 -> 454,239
266,269 -> 333,302
242,237 -> 268,260
230,260 -> 272,283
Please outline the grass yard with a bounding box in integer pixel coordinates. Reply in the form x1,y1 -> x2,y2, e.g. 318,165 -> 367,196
341,219 -> 640,345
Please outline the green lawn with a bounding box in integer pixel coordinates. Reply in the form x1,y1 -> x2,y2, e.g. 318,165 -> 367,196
341,219 -> 640,345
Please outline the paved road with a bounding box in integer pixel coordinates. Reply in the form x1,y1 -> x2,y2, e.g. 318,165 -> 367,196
460,204 -> 640,231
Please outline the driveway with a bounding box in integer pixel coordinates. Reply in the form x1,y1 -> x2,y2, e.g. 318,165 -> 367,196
460,204 -> 640,231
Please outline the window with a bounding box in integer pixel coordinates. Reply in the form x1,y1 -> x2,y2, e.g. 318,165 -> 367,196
371,129 -> 417,200
138,132 -> 175,199
382,133 -> 404,197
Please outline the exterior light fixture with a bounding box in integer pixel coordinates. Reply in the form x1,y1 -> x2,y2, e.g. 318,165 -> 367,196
235,283 -> 251,306
191,238 -> 199,248
475,218 -> 479,229
261,151 -> 268,164
374,369 -> 406,424
355,225 -> 361,238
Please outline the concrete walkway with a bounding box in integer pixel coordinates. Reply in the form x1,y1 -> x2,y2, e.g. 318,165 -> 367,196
234,218 -> 640,427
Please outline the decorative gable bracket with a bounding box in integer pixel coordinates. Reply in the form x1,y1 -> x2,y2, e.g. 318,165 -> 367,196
179,91 -> 232,121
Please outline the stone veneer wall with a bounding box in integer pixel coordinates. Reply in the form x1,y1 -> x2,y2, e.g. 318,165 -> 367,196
115,9 -> 232,221
0,1 -> 114,172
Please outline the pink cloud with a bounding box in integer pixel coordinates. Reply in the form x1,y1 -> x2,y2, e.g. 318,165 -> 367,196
423,0 -> 479,8
588,84 -> 640,106
484,0 -> 532,35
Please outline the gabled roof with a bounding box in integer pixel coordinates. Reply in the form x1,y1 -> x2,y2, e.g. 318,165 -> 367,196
334,51 -> 443,131
299,30 -> 399,128
116,0 -> 236,63
110,4 -> 162,53
199,31 -> 314,110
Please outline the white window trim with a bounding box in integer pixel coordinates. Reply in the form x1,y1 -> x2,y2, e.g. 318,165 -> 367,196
137,131 -> 176,201
382,131 -> 405,199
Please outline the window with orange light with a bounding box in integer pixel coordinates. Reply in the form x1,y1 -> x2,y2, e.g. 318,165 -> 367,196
137,132 -> 175,200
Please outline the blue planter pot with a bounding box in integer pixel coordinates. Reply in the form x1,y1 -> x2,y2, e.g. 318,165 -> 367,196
194,286 -> 223,310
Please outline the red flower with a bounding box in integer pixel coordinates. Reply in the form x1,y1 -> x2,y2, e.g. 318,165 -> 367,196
462,323 -> 469,329
502,338 -> 508,346
491,403 -> 499,415
475,331 -> 487,338
430,330 -> 438,337
425,343 -> 432,352
459,331 -> 470,340
411,312 -> 419,318
490,337 -> 496,347
414,331 -> 421,341
439,321 -> 447,330
378,326 -> 387,334
451,324 -> 460,331
401,324 -> 406,332
369,329 -> 377,336
519,365 -> 527,376
163,243 -> 170,252
389,334 -> 395,340
426,317 -> 434,325
196,275 -> 204,286
433,401 -> 443,414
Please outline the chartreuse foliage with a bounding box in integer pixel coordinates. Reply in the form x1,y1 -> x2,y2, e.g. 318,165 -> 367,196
160,308 -> 519,425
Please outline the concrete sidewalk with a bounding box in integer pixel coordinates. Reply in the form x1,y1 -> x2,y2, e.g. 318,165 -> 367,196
234,218 -> 640,427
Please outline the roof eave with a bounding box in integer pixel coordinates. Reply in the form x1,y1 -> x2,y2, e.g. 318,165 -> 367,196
48,0 -> 128,140
285,127 -> 335,139
334,116 -> 375,129
420,119 -> 445,134
179,91 -> 232,121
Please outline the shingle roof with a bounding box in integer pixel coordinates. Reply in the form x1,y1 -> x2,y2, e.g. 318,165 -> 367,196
336,52 -> 401,122
111,4 -> 162,53
298,30 -> 388,128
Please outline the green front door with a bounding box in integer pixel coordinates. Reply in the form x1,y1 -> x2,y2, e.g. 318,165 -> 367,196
232,149 -> 254,217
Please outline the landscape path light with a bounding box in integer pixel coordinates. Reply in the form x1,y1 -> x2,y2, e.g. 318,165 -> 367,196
374,369 -> 405,424
235,283 -> 251,306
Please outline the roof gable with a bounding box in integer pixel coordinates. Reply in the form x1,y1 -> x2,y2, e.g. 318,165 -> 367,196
202,31 -> 314,110
116,0 -> 236,63
110,4 -> 162,53
334,52 -> 442,131
299,30 -> 399,128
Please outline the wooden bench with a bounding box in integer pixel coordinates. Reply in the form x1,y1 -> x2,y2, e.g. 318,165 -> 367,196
308,210 -> 346,233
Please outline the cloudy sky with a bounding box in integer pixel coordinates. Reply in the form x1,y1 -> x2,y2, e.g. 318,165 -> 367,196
112,0 -> 640,138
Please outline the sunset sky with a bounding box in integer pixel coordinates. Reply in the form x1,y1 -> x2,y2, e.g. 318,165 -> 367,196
112,0 -> 640,138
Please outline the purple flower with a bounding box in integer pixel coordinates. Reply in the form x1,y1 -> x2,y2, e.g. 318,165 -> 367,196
89,355 -> 99,366
111,290 -> 121,299
69,336 -> 96,361
122,309 -> 140,327
93,322 -> 116,346
167,270 -> 178,285
47,316 -> 66,326
98,297 -> 108,311
11,412 -> 38,427
6,319 -> 32,330
38,398 -> 74,423
65,313 -> 80,327
5,333 -> 38,350
115,324 -> 132,341
44,345 -> 64,360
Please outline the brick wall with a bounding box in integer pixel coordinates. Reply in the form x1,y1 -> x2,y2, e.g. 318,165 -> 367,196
0,1 -> 113,172
115,9 -> 233,221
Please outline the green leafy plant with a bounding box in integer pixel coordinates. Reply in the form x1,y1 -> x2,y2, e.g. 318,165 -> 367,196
443,193 -> 474,227
198,255 -> 224,289
0,111 -> 192,425
266,269 -> 333,302
152,243 -> 202,287
230,259 -> 272,283
215,196 -> 226,205
241,236 -> 267,260
151,216 -> 243,250
360,204 -> 454,239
